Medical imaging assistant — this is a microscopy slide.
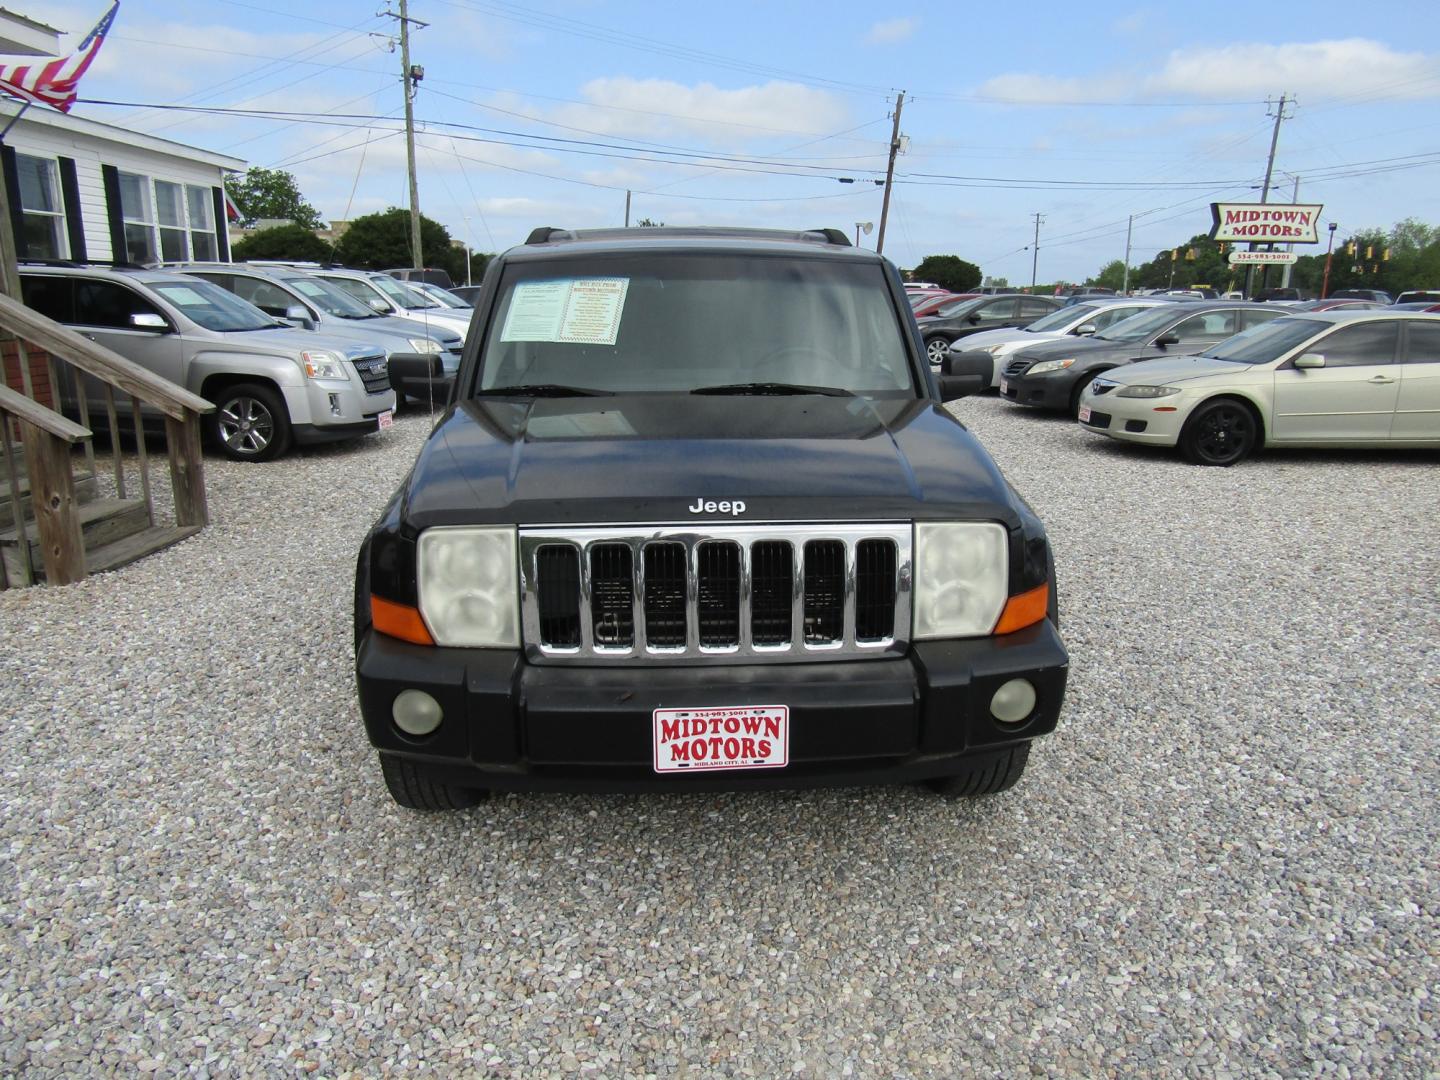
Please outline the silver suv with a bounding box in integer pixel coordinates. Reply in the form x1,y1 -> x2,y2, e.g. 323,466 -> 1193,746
171,262 -> 461,404
19,264 -> 396,461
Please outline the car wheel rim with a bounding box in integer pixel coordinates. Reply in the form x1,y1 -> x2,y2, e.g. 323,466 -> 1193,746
927,340 -> 948,363
219,397 -> 274,455
1193,406 -> 1251,464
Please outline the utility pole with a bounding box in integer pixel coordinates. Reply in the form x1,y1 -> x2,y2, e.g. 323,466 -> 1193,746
1030,213 -> 1044,289
1280,172 -> 1300,288
1246,93 -> 1293,296
1122,214 -> 1134,295
875,91 -> 905,256
624,190 -> 631,227
386,0 -> 427,272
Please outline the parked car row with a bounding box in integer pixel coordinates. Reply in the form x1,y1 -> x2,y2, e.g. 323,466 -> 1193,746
937,298 -> 1440,465
18,260 -> 477,463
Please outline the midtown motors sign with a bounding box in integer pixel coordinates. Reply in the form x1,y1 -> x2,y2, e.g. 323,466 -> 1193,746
1210,203 -> 1325,244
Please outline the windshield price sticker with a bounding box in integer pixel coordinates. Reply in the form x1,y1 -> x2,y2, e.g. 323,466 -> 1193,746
653,705 -> 789,774
500,278 -> 630,345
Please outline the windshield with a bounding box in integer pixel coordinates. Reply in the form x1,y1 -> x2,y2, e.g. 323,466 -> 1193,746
477,255 -> 918,397
1095,304 -> 1185,343
415,282 -> 469,308
285,276 -> 379,319
324,275 -> 391,311
150,279 -> 277,332
1200,316 -> 1321,364
1027,303 -> 1098,333
933,297 -> 984,319
370,274 -> 437,309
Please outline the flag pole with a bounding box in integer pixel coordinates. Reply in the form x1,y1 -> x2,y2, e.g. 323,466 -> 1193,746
0,101 -> 31,143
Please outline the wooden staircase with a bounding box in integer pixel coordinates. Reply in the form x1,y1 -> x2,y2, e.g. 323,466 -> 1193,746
0,292 -> 213,589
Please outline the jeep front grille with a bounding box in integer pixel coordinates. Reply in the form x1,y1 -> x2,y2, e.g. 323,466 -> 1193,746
352,354 -> 391,394
519,525 -> 912,664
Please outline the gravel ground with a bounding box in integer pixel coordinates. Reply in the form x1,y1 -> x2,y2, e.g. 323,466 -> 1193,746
1,396 -> 1436,1078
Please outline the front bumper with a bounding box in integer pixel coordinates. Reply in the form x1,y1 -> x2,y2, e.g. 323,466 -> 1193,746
355,621 -> 1069,793
1077,387 -> 1187,445
999,370 -> 1075,410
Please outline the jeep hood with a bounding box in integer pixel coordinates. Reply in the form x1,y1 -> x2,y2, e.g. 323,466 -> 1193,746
1102,354 -> 1252,384
401,394 -> 1021,528
201,327 -> 388,361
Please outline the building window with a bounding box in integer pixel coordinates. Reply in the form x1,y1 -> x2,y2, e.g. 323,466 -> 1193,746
17,154 -> 66,260
187,185 -> 218,261
116,170 -> 220,263
118,169 -> 157,263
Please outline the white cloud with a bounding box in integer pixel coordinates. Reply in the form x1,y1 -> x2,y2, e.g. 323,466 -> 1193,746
979,38 -> 1440,104
866,17 -> 917,45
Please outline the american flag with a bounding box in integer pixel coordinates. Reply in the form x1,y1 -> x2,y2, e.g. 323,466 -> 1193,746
0,2 -> 118,114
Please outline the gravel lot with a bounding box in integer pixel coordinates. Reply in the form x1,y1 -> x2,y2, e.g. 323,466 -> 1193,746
1,396 -> 1436,1077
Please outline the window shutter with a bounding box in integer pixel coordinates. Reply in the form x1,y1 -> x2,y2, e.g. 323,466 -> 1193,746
101,163 -> 126,263
211,185 -> 230,261
0,146 -> 26,259
57,157 -> 87,262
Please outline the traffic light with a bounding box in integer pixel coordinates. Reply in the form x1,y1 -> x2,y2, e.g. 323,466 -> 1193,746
1217,242 -> 1227,254
1346,241 -> 1356,257
1365,245 -> 1374,259
1186,248 -> 1196,261
1383,248 -> 1391,262
1170,249 -> 1178,261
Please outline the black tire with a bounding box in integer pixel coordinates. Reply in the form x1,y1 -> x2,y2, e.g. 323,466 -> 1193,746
1179,398 -> 1258,467
379,753 -> 486,811
209,382 -> 292,462
925,336 -> 951,365
1069,369 -> 1108,418
925,743 -> 1031,798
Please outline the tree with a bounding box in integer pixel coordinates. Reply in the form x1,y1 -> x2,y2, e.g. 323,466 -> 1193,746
334,208 -> 455,271
911,255 -> 981,293
231,223 -> 333,263
225,167 -> 324,229
634,217 -> 665,227
1089,260 -> 1128,291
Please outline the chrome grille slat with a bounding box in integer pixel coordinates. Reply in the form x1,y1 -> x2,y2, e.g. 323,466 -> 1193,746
520,525 -> 912,665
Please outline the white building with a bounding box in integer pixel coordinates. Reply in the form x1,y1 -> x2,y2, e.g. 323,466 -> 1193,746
1,104 -> 245,265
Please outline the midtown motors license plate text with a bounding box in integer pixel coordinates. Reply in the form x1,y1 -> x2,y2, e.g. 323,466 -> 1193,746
653,705 -> 789,774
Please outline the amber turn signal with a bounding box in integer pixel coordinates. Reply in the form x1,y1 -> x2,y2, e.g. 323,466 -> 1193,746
371,595 -> 435,646
993,582 -> 1050,635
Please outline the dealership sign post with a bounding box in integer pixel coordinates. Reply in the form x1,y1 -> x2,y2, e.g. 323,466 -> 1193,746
1211,202 -> 1324,294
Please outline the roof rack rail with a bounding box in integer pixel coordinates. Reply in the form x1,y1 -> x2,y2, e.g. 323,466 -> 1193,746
18,258 -> 152,270
524,226 -> 853,247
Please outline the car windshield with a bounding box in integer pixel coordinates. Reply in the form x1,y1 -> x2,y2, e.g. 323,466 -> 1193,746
477,255 -> 918,397
150,279 -> 278,332
415,282 -> 469,308
1026,303 -> 1098,333
284,276 -> 380,319
1199,317 -> 1322,364
370,274 -> 438,309
325,276 -> 390,310
933,297 -> 984,319
1095,304 -> 1187,343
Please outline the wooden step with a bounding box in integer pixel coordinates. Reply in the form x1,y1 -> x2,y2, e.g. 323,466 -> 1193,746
0,496 -> 150,576
0,472 -> 99,523
84,524 -> 203,575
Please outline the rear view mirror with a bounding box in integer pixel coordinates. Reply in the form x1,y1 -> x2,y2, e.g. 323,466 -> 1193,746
1074,322 -> 1098,336
1154,333 -> 1179,348
130,313 -> 168,331
966,314 -> 981,325
1294,353 -> 1326,369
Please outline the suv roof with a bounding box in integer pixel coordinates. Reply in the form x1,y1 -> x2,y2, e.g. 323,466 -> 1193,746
20,261 -> 217,288
525,225 -> 854,248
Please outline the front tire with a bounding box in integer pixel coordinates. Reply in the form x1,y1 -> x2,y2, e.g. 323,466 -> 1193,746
1179,398 -> 1258,466
925,337 -> 950,365
925,743 -> 1030,798
210,382 -> 291,462
379,753 -> 486,811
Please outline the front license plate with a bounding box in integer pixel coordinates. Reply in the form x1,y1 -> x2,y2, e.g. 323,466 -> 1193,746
1078,404 -> 1092,423
999,378 -> 1009,395
377,410 -> 395,430
653,705 -> 789,774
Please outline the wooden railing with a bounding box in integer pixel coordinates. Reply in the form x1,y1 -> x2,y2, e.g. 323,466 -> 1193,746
0,292 -> 213,588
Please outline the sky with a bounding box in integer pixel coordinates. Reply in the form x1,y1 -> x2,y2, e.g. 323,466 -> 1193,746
21,0 -> 1440,284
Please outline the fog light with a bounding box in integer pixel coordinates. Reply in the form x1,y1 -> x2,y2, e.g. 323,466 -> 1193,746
990,679 -> 1036,725
392,689 -> 443,736
328,392 -> 342,417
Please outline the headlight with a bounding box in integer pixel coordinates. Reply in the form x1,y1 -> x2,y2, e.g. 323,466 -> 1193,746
1116,385 -> 1181,398
913,522 -> 1009,639
407,337 -> 444,354
983,344 -> 1007,356
1026,358 -> 1076,375
300,350 -> 348,380
417,527 -> 519,647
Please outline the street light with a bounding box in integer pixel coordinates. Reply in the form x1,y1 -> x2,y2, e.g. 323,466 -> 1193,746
1321,222 -> 1338,299
855,221 -> 873,248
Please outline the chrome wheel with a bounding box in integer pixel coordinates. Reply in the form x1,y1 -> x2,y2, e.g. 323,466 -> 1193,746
926,337 -> 950,364
218,396 -> 275,456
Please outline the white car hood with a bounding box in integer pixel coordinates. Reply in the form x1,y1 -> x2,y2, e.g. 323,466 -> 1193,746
960,327 -> 1067,350
1104,354 -> 1257,385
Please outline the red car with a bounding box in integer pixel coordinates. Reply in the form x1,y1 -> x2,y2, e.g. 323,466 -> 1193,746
911,292 -> 978,318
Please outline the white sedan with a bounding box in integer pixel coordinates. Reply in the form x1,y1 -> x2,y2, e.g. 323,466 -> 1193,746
1076,311 -> 1440,465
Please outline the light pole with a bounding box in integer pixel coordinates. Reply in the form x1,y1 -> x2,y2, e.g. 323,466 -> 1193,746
854,221 -> 873,248
1321,222 -> 1338,299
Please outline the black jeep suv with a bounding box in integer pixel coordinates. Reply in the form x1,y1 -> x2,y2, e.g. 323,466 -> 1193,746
353,226 -> 1068,809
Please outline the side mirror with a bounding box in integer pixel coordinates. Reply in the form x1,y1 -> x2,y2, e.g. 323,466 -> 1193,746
1073,322 -> 1098,336
1154,332 -> 1179,348
130,313 -> 169,332
1294,353 -> 1326,369
938,374 -> 985,402
368,297 -> 390,313
966,313 -> 981,324
283,304 -> 317,331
